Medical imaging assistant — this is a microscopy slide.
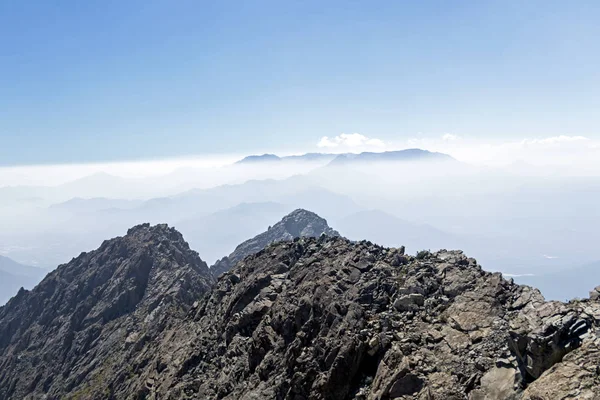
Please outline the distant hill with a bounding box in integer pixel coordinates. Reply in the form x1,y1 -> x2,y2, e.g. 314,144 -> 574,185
0,255 -> 44,278
327,149 -> 455,166
234,149 -> 453,166
514,260 -> 600,301
0,256 -> 44,305
50,197 -> 143,213
210,209 -> 340,276
334,209 -> 457,252
235,154 -> 281,164
235,153 -> 337,164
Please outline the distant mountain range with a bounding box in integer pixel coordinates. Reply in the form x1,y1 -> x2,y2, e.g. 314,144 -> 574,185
235,149 -> 455,166
514,260 -> 600,301
235,153 -> 337,164
334,209 -> 456,251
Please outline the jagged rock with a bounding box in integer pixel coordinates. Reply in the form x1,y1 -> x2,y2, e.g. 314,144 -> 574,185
0,223 -> 599,399
470,366 -> 520,400
210,209 -> 340,277
171,238 -> 600,399
589,285 -> 600,301
521,340 -> 600,399
0,223 -> 214,399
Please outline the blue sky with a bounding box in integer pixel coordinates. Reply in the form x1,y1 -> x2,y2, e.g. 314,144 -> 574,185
1,0 -> 599,165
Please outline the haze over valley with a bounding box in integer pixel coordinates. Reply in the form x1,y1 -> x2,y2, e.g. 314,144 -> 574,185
1,148 -> 598,302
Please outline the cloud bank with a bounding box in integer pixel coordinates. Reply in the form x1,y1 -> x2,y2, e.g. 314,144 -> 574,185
317,133 -> 385,150
405,134 -> 600,171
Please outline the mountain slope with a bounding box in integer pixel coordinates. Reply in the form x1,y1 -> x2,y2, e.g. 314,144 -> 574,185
1,225 -> 599,398
175,237 -> 600,399
210,209 -> 340,276
0,224 -> 214,400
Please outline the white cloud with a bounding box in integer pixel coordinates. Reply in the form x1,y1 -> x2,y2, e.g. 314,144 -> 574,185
403,134 -> 600,172
442,133 -> 460,141
317,133 -> 385,149
0,155 -> 238,186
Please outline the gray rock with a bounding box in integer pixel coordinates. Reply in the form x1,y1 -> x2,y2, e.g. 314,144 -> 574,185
1,223 -> 599,399
210,209 -> 340,277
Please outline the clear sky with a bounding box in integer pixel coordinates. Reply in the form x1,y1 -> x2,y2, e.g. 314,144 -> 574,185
1,0 -> 599,165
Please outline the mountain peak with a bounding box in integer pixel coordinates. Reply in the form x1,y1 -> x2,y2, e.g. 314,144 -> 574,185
211,209 -> 340,276
125,222 -> 186,242
0,224 -> 214,399
279,208 -> 339,237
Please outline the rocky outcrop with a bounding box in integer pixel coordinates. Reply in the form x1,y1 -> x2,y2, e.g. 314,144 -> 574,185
175,237 -> 600,399
210,209 -> 340,277
1,223 -> 599,399
0,223 -> 214,400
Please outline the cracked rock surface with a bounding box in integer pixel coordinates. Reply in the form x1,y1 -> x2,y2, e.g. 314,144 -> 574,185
0,224 -> 214,400
0,224 -> 599,399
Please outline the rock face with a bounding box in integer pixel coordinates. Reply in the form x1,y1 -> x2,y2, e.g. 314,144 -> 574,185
168,238 -> 600,400
0,223 -> 214,400
210,209 -> 340,277
1,223 -> 599,399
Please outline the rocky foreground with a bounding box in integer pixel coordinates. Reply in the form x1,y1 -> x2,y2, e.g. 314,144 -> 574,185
0,221 -> 599,399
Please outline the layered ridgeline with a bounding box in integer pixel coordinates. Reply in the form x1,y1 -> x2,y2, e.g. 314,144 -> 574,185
210,209 -> 340,277
0,217 -> 599,399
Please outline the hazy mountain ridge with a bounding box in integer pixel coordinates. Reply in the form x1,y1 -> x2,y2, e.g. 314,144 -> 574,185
235,149 -> 454,166
0,256 -> 45,305
2,150 -> 600,300
327,148 -> 455,166
235,152 -> 338,164
0,219 -> 598,398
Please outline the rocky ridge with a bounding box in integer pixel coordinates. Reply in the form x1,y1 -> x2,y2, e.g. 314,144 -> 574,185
210,209 -> 340,277
0,222 -> 599,399
0,223 -> 214,399
167,237 -> 600,399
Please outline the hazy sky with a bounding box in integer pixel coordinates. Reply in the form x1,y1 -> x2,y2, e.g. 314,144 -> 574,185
1,1 -> 599,166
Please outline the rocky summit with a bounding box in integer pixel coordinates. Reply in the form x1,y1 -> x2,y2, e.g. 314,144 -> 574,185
210,209 -> 340,277
0,223 -> 214,400
0,223 -> 599,399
